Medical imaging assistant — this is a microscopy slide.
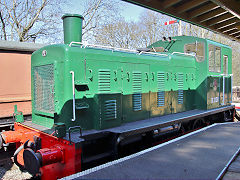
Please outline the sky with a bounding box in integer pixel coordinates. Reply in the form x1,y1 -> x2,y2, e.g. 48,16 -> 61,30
119,1 -> 146,22
66,0 -> 146,22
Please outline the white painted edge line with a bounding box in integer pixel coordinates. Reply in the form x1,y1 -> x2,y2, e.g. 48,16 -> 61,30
61,123 -> 238,180
216,146 -> 240,180
217,122 -> 237,125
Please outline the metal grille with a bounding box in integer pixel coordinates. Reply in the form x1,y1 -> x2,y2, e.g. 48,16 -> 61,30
178,73 -> 184,104
157,72 -> 165,107
133,94 -> 142,111
98,69 -> 111,93
132,72 -> 142,92
33,64 -> 55,114
104,100 -> 117,120
132,72 -> 142,111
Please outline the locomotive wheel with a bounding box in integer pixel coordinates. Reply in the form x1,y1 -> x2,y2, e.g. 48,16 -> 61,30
223,110 -> 232,122
179,125 -> 186,135
192,118 -> 205,130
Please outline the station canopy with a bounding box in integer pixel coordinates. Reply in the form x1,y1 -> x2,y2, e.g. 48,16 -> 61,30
124,0 -> 240,42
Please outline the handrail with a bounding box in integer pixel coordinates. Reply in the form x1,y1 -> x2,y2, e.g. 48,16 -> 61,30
139,51 -> 169,57
210,75 -> 222,77
223,75 -> 225,105
210,74 -> 232,77
69,41 -> 137,53
70,71 -> 76,122
171,52 -> 196,57
231,75 -> 233,103
69,41 -> 169,57
69,41 -> 83,47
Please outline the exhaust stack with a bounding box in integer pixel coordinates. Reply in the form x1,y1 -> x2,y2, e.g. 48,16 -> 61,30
62,14 -> 84,44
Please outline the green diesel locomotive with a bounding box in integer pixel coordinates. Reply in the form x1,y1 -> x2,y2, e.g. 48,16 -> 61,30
0,14 -> 235,179
32,14 -> 232,130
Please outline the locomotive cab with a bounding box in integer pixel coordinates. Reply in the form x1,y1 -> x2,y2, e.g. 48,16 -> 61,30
149,36 -> 232,110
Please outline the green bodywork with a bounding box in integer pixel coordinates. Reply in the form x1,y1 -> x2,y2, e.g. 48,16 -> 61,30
30,36 -> 232,131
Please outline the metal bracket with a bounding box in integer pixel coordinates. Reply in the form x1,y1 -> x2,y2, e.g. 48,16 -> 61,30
68,126 -> 82,144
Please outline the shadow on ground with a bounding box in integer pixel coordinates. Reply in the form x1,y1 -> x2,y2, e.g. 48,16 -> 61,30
0,145 -> 32,180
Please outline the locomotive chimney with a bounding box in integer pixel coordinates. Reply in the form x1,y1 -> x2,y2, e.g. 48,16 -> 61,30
62,14 -> 84,44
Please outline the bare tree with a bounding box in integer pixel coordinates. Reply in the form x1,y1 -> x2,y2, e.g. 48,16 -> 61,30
0,0 -> 63,42
139,10 -> 176,47
94,9 -> 180,49
95,18 -> 141,48
0,0 -> 9,40
0,0 -> 123,43
0,11 -> 7,40
79,0 -> 121,42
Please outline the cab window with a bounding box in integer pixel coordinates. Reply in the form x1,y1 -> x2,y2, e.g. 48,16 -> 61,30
184,42 -> 204,62
209,44 -> 221,73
